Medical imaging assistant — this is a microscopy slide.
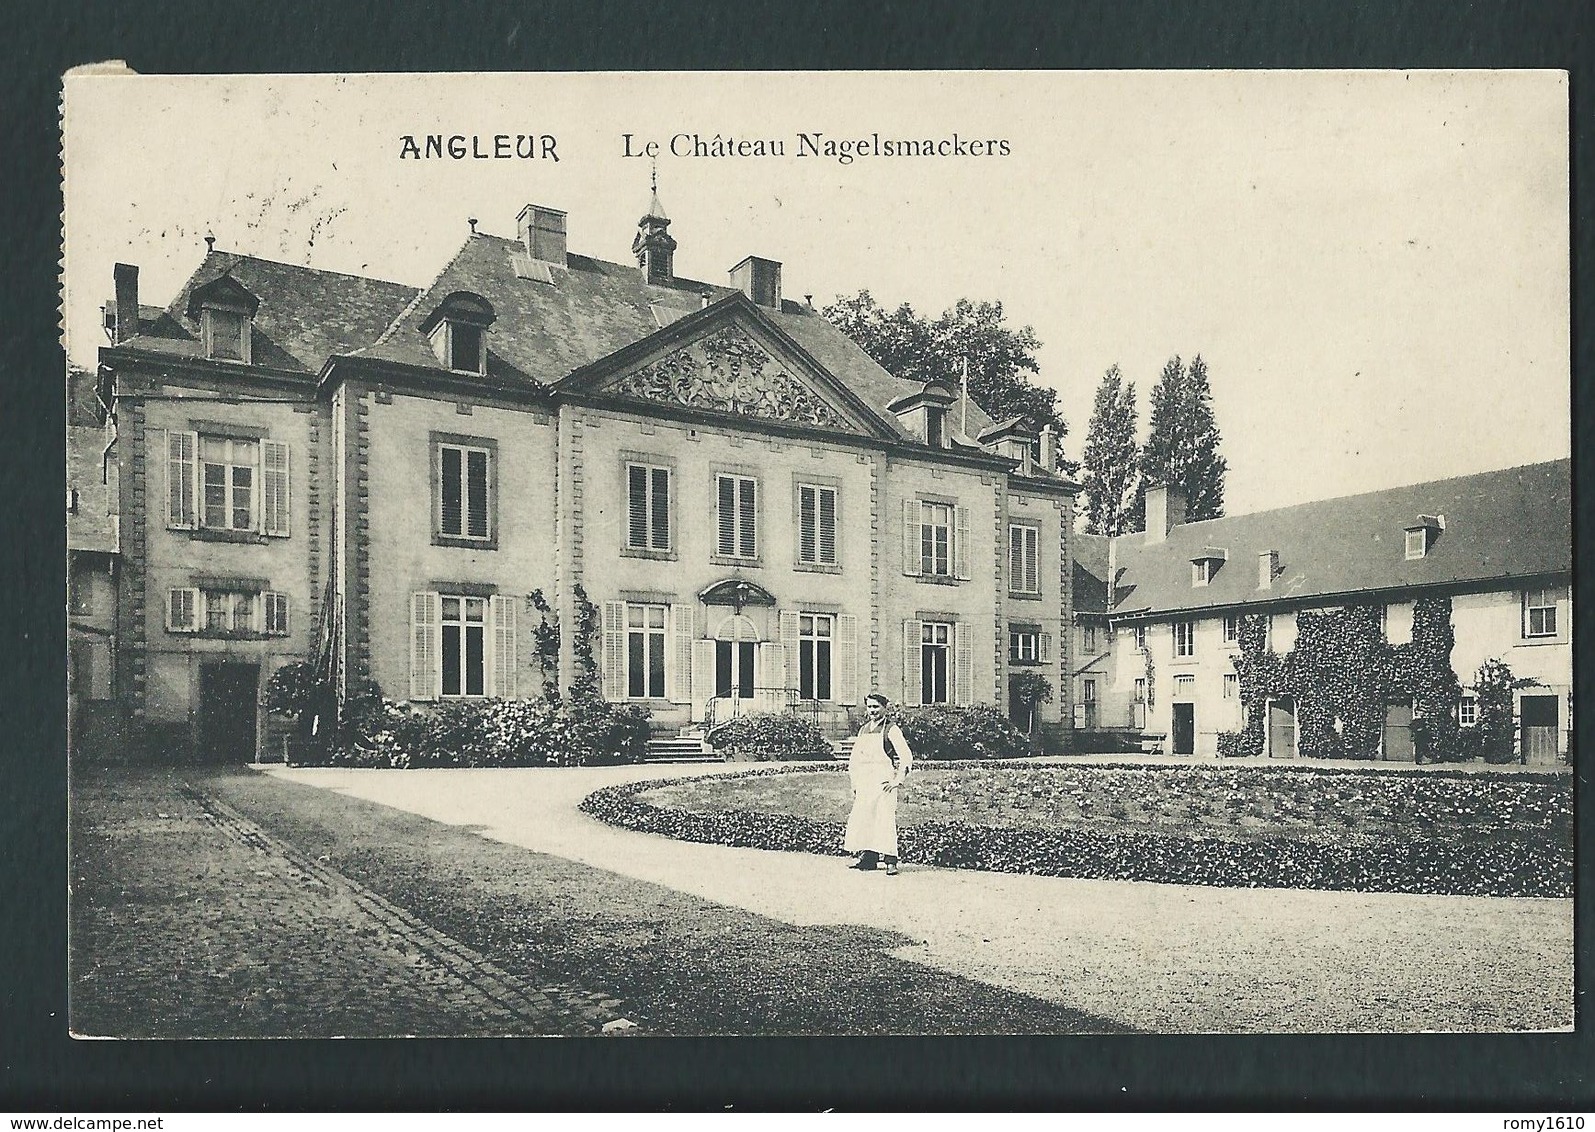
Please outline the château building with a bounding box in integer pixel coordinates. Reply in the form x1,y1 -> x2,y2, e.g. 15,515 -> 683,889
79,195 -> 1079,761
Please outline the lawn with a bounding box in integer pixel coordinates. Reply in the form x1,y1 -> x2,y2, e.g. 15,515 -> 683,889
589,761 -> 1572,897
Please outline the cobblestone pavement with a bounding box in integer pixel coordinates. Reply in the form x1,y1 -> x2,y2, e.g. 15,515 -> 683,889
70,769 -> 630,1037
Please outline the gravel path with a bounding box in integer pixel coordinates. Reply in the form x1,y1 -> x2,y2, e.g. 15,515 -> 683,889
269,762 -> 1575,1033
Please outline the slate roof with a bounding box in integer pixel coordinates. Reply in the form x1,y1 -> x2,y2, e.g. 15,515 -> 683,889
357,231 -> 998,442
1081,459 -> 1571,620
123,251 -> 419,373
67,426 -> 117,553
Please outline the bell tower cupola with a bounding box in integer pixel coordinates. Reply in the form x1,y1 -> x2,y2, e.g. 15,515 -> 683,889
633,167 -> 677,285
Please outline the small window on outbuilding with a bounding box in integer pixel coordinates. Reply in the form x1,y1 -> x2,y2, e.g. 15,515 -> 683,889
1404,515 -> 1444,560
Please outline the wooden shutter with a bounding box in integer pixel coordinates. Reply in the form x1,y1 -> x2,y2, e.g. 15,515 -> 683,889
691,639 -> 716,722
409,591 -> 440,700
954,621 -> 974,706
490,595 -> 517,698
670,605 -> 694,704
602,600 -> 626,700
1027,528 -> 1040,592
716,475 -> 734,556
167,430 -> 198,529
954,506 -> 971,580
902,619 -> 923,704
261,439 -> 291,537
651,467 -> 671,550
778,610 -> 801,692
836,614 -> 858,704
818,487 -> 837,565
756,643 -> 785,711
626,464 -> 648,548
901,499 -> 921,576
798,485 -> 817,564
1008,526 -> 1022,589
738,477 -> 757,558
166,587 -> 199,632
1040,631 -> 1052,662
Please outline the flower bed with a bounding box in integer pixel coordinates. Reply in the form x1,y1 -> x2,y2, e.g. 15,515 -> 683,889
579,762 -> 1572,898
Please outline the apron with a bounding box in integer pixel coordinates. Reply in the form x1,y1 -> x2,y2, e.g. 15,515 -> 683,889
844,722 -> 901,855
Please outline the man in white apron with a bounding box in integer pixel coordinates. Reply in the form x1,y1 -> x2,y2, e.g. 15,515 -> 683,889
844,692 -> 914,874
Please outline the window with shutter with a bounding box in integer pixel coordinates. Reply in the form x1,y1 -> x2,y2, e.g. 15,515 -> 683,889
439,595 -> 488,697
920,502 -> 953,576
166,587 -> 199,632
1008,523 -> 1039,593
263,591 -> 290,635
954,506 -> 970,580
836,614 -> 858,704
901,499 -> 921,576
624,462 -> 672,552
902,619 -> 923,704
671,605 -> 694,703
797,483 -> 839,567
602,601 -> 626,700
953,621 -> 973,706
433,436 -> 494,548
715,474 -> 758,559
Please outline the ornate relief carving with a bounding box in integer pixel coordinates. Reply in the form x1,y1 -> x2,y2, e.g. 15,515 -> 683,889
609,325 -> 851,429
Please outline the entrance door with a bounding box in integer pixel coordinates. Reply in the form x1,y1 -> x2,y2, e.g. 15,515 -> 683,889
1268,698 -> 1296,758
1382,700 -> 1415,761
1520,695 -> 1560,764
715,640 -> 755,701
1172,702 -> 1195,756
198,662 -> 260,763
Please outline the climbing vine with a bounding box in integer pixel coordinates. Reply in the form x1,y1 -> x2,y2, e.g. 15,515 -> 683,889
1142,647 -> 1156,711
568,583 -> 603,700
1228,596 -> 1464,761
1466,658 -> 1540,763
528,589 -> 561,701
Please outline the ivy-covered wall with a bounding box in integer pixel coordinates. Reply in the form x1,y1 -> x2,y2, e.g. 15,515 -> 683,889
1231,596 -> 1464,761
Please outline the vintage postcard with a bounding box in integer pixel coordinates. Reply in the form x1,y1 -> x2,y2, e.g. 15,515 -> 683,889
62,69 -> 1571,1037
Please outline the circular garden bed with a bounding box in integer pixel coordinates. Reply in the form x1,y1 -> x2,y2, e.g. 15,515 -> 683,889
579,761 -> 1572,898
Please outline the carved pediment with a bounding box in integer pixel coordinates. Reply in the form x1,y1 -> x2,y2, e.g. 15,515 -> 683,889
606,324 -> 858,431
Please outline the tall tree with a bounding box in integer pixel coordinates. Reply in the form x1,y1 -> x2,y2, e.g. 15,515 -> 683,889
1137,354 -> 1228,527
1079,365 -> 1140,535
823,290 -> 1073,468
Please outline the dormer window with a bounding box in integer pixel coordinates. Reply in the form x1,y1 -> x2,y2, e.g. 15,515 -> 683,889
204,309 -> 248,361
1190,547 -> 1228,588
977,417 -> 1038,473
186,273 -> 259,364
888,380 -> 957,449
420,291 -> 496,376
1404,515 -> 1444,560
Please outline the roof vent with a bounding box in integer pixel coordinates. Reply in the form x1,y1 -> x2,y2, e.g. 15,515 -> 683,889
1258,550 -> 1280,589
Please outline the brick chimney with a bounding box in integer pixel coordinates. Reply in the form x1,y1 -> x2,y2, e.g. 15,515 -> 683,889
1144,483 -> 1187,545
729,256 -> 781,309
1258,550 -> 1280,589
1038,425 -> 1057,474
113,263 -> 139,344
517,204 -> 567,266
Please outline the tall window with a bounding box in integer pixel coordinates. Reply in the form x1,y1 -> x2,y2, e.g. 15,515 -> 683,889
1083,622 -> 1098,653
1459,694 -> 1478,727
439,443 -> 491,541
1009,523 -> 1040,594
1223,614 -> 1241,644
441,595 -> 487,697
1082,678 -> 1098,727
626,463 -> 671,551
921,621 -> 952,704
205,590 -> 257,633
1524,586 -> 1559,638
716,474 -> 758,559
798,614 -> 834,701
1134,625 -> 1148,650
447,322 -> 484,373
204,309 -> 248,361
1133,677 -> 1147,704
627,603 -> 668,699
200,437 -> 257,532
1174,621 -> 1196,658
921,502 -> 953,577
168,432 -> 289,537
798,484 -> 837,566
1223,673 -> 1238,700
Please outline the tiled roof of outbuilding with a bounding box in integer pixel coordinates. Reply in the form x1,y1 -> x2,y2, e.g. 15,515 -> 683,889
123,251 -> 419,373
1080,459 -> 1571,620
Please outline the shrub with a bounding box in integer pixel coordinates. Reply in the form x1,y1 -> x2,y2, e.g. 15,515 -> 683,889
1215,729 -> 1244,758
706,712 -> 832,761
893,704 -> 1032,761
329,694 -> 650,768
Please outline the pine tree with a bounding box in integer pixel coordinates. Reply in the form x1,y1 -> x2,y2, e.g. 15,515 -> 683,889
1181,354 -> 1228,522
1079,365 -> 1140,535
1137,354 -> 1228,526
